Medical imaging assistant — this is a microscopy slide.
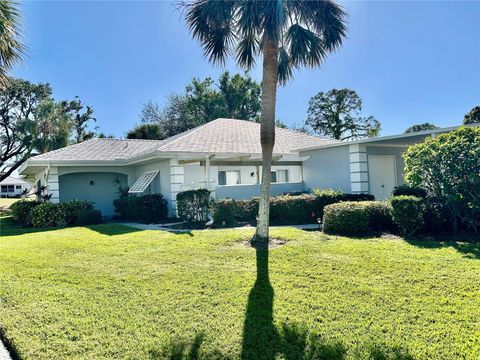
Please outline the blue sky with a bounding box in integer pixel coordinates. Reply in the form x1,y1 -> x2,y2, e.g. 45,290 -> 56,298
12,0 -> 480,137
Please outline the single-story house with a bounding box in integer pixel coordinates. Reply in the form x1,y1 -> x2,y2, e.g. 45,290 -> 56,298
18,118 -> 469,217
0,176 -> 31,198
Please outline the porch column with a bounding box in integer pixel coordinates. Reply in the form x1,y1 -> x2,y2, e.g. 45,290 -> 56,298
349,144 -> 369,193
47,166 -> 60,203
169,159 -> 184,216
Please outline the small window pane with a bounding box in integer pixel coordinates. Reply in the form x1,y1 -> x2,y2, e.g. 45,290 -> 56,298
218,171 -> 226,185
1,186 -> 7,192
16,185 -> 22,189
271,171 -> 277,183
277,170 -> 289,183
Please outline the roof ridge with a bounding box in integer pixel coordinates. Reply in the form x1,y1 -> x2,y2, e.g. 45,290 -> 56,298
156,120 -> 220,151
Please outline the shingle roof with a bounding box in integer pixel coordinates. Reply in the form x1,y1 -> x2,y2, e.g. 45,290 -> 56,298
156,118 -> 338,154
30,138 -> 165,161
28,118 -> 338,162
0,176 -> 31,185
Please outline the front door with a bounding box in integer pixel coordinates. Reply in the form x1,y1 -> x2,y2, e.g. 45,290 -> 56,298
368,155 -> 396,200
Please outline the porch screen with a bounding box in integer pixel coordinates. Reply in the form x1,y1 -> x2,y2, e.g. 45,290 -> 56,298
128,171 -> 159,193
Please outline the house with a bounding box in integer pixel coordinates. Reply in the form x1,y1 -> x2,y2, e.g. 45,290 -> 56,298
0,176 -> 31,198
18,118 -> 468,217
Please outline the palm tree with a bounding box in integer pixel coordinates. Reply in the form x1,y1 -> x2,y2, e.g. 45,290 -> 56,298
0,0 -> 25,86
181,0 -> 347,241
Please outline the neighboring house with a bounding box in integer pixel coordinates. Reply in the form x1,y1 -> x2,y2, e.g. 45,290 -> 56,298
18,118 -> 472,217
0,176 -> 31,198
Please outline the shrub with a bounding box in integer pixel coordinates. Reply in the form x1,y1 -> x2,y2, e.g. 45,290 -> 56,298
10,200 -> 38,226
392,184 -> 427,198
323,202 -> 370,236
211,199 -> 236,228
30,202 -> 67,228
75,209 -> 103,226
211,191 -> 376,228
363,201 -> 394,232
269,194 -> 318,225
404,126 -> 480,233
390,196 -> 425,236
59,200 -> 94,225
138,194 -> 169,223
177,189 -> 211,224
113,194 -> 168,223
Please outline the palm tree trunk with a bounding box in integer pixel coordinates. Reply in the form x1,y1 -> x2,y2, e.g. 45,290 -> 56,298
255,35 -> 279,242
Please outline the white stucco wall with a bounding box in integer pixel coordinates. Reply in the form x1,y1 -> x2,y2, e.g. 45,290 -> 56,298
301,145 -> 351,192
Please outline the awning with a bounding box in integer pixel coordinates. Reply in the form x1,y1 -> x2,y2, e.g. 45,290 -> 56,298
128,171 -> 159,193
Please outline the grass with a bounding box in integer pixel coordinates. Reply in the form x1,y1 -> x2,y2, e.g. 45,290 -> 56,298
0,217 -> 479,359
0,198 -> 22,210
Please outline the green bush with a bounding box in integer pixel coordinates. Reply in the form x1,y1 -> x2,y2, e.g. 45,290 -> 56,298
113,194 -> 168,223
390,196 -> 425,236
269,194 -> 318,225
9,200 -> 38,226
323,202 -> 370,236
211,190 -> 376,228
363,201 -> 394,232
31,202 -> 67,228
404,126 -> 480,233
392,184 -> 427,198
177,189 -> 211,224
75,209 -> 103,226
211,199 -> 236,228
59,200 -> 94,225
313,188 -> 375,220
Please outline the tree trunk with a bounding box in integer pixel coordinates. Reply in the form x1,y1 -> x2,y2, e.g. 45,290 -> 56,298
255,35 -> 279,242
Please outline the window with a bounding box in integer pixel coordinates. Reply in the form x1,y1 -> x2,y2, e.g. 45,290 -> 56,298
218,170 -> 240,185
271,170 -> 289,183
1,185 -> 14,193
16,185 -> 22,190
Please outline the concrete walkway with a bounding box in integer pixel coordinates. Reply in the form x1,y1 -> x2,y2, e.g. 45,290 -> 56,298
116,222 -> 320,232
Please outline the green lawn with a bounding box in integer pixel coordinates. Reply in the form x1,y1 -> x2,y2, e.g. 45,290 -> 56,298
0,216 -> 479,359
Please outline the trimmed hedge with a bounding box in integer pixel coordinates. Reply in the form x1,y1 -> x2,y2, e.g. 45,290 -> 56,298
31,202 -> 67,228
211,191 -> 375,228
10,200 -> 38,226
323,201 -> 394,236
177,189 -> 211,224
113,194 -> 168,223
392,184 -> 427,198
391,196 -> 425,236
59,199 -> 94,225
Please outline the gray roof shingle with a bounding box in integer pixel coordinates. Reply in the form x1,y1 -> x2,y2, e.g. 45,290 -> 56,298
29,118 -> 338,162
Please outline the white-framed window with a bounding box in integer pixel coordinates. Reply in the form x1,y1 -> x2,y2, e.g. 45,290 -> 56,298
271,169 -> 289,183
218,170 -> 240,186
1,185 -> 14,193
16,185 -> 22,190
128,171 -> 159,193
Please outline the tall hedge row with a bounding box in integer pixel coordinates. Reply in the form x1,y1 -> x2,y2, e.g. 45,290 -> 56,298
211,191 -> 374,228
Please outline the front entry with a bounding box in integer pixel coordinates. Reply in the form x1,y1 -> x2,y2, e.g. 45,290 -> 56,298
368,155 -> 396,200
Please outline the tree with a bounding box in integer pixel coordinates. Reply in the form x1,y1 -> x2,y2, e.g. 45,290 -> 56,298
0,0 -> 26,86
404,122 -> 438,133
34,100 -> 72,153
126,123 -> 166,140
404,126 -> 480,234
182,0 -> 347,241
306,89 -> 380,141
464,106 -> 480,124
140,71 -> 262,137
0,79 -> 52,180
62,96 -> 96,143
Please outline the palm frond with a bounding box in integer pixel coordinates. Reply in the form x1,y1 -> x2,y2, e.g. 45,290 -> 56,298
278,46 -> 295,85
236,32 -> 259,69
285,24 -> 326,67
0,0 -> 26,86
182,0 -> 237,65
